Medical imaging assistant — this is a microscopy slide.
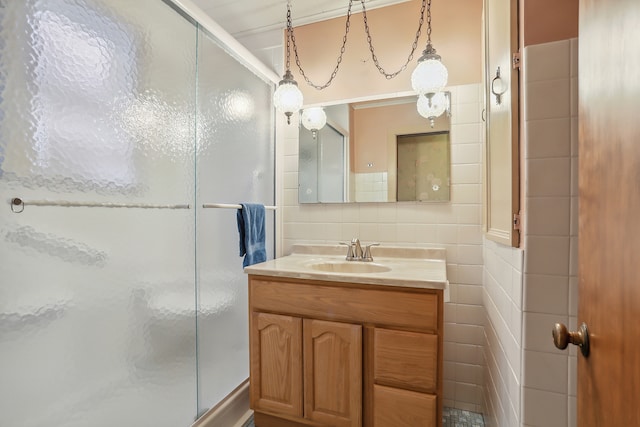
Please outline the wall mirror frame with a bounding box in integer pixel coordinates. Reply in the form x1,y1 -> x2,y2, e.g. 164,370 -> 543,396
298,93 -> 451,204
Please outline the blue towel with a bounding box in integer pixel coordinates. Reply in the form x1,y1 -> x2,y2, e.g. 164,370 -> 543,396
237,203 -> 266,267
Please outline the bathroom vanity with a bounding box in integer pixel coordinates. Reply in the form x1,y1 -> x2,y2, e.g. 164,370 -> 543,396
244,245 -> 448,427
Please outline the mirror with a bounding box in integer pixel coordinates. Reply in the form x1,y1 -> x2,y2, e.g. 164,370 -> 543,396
298,95 -> 451,203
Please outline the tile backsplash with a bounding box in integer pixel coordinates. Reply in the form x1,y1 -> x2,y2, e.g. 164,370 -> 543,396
277,83 -> 485,412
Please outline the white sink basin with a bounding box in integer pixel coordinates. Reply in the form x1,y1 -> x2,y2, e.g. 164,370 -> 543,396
306,261 -> 391,274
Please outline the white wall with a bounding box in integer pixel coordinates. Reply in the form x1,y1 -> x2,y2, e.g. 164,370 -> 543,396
483,37 -> 578,427
277,83 -> 486,412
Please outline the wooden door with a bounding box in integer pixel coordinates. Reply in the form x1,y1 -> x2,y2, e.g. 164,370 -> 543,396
578,0 -> 640,424
303,319 -> 362,427
250,312 -> 303,417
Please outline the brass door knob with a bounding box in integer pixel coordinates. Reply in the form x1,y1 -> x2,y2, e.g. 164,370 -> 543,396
552,322 -> 590,357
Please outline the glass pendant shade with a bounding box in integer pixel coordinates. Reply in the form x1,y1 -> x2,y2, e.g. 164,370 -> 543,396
273,71 -> 303,124
301,107 -> 327,138
417,91 -> 447,126
411,44 -> 448,95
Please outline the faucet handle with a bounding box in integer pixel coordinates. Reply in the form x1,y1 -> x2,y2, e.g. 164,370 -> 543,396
339,242 -> 355,260
363,243 -> 380,262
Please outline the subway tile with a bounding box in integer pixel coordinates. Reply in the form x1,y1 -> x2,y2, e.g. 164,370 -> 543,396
568,354 -> 577,396
283,153 -> 299,173
456,323 -> 485,346
451,184 -> 482,204
458,83 -> 481,104
458,244 -> 484,265
510,304 -> 522,345
457,264 -> 483,285
456,382 -> 481,405
524,40 -> 570,82
568,276 -> 578,317
524,312 -> 568,354
452,163 -> 482,184
457,204 -> 482,225
524,274 -> 569,315
455,363 -> 483,385
457,102 -> 481,124
570,38 -> 578,78
452,123 -> 482,144
511,268 -> 523,309
283,171 -> 298,189
525,236 -> 570,276
359,204 -> 379,223
359,223 -> 379,241
523,350 -> 568,394
522,387 -> 568,427
377,203 -> 397,223
457,304 -> 485,325
568,395 -> 577,427
569,236 -> 578,277
571,117 -> 579,157
458,224 -> 483,245
396,223 -> 419,243
570,196 -> 579,236
436,224 -> 459,244
414,224 -> 438,244
452,143 -> 481,165
525,79 -> 571,121
526,157 -> 571,197
377,223 -> 397,243
341,204 -> 360,222
525,118 -> 571,159
525,197 -> 570,236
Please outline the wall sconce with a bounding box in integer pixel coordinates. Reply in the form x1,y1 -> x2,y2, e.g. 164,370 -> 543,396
301,107 -> 327,139
491,66 -> 507,105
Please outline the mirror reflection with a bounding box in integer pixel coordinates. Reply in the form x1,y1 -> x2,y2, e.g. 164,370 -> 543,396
298,96 -> 451,203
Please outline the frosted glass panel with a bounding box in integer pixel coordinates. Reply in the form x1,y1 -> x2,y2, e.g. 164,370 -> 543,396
299,125 -> 345,203
195,27 -> 275,412
0,1 -> 198,426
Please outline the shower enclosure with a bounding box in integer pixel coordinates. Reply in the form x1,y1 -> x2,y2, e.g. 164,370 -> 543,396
0,1 -> 275,425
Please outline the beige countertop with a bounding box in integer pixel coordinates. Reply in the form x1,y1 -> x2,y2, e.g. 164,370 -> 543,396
244,244 -> 448,291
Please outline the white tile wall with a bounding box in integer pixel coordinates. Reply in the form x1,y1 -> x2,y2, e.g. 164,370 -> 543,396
277,83 -> 486,412
483,38 -> 578,427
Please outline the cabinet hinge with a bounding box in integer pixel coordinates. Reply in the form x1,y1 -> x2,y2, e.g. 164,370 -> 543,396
512,51 -> 521,70
513,213 -> 521,230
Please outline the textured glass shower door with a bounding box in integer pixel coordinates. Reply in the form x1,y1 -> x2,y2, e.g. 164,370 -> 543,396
0,1 -> 199,426
194,26 -> 275,413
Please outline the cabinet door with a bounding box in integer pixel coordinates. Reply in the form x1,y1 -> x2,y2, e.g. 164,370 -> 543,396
250,312 -> 302,417
484,0 -> 520,247
303,319 -> 362,427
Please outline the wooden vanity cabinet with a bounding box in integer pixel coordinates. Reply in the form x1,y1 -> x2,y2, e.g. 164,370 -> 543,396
249,275 -> 444,427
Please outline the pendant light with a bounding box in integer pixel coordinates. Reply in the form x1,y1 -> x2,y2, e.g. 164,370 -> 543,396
273,1 -> 303,125
411,0 -> 448,95
417,91 -> 449,127
301,107 -> 327,139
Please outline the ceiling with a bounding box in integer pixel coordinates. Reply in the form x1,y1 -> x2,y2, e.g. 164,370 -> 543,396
190,0 -> 411,38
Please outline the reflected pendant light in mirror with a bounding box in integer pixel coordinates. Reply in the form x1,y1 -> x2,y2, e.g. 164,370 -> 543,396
301,107 -> 327,139
417,91 -> 449,127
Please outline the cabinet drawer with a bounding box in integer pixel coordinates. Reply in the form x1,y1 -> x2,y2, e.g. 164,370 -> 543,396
250,277 -> 439,332
373,384 -> 436,427
374,328 -> 438,392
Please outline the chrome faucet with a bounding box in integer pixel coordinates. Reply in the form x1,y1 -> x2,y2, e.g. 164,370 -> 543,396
340,239 -> 379,262
351,238 -> 363,260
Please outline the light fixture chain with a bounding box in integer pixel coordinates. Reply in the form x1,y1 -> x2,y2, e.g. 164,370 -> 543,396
285,3 -> 292,71
426,0 -> 432,44
360,0 -> 427,79
290,0 -> 355,90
